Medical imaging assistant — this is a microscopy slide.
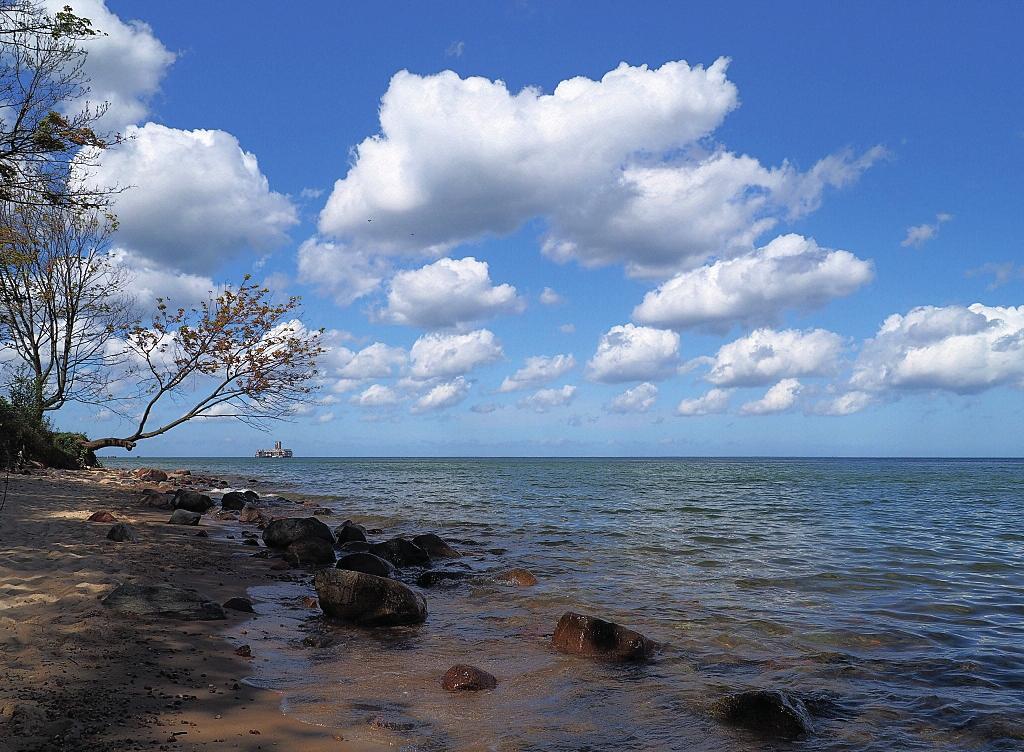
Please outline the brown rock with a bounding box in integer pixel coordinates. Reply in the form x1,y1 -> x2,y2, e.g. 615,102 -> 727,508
88,511 -> 117,523
551,612 -> 654,662
493,568 -> 538,586
301,595 -> 319,609
133,467 -> 168,483
441,664 -> 497,692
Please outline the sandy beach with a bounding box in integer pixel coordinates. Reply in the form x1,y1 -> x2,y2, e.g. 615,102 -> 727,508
0,467 -> 351,752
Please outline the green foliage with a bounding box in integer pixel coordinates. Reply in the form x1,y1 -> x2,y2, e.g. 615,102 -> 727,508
0,385 -> 96,469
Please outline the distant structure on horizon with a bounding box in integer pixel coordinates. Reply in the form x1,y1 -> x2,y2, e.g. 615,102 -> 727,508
255,440 -> 293,458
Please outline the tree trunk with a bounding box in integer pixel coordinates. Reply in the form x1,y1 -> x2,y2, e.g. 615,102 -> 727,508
82,437 -> 136,451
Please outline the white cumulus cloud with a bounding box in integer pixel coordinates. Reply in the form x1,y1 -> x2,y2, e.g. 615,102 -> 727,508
518,385 -> 576,412
316,60 -> 880,279
851,304 -> 1024,394
740,378 -> 802,415
378,257 -> 523,327
411,377 -> 470,413
46,0 -> 176,131
409,329 -> 503,380
337,343 -> 407,380
609,382 -> 657,413
540,287 -> 564,305
87,124 -> 297,271
901,213 -> 952,249
633,234 -> 873,331
296,237 -> 389,307
676,388 -> 731,416
350,384 -> 403,407
586,324 -> 679,383
499,354 -> 575,392
702,327 -> 845,386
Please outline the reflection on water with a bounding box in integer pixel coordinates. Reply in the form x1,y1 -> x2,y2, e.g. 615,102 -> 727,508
108,457 -> 1024,750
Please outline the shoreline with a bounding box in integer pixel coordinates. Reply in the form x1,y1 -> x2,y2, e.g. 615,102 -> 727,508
0,464 -> 357,751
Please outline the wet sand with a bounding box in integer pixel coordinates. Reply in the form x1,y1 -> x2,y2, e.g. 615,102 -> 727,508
0,467 -> 352,752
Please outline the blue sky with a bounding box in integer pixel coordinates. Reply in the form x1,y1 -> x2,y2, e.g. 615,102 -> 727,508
56,0 -> 1023,456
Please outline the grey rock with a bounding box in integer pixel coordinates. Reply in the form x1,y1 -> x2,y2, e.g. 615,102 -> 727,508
314,569 -> 427,627
412,533 -> 461,558
263,517 -> 334,549
337,552 -> 397,578
168,509 -> 201,526
223,597 -> 255,613
712,689 -> 814,740
221,491 -> 248,510
171,489 -> 214,514
369,537 -> 430,567
102,583 -> 225,620
106,523 -> 137,542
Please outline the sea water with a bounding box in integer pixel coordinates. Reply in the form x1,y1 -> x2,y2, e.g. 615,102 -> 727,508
106,457 -> 1024,751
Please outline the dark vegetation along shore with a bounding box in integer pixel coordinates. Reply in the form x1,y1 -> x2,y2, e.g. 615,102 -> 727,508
0,463 -> 831,751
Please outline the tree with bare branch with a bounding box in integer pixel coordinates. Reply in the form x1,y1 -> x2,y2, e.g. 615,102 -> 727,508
0,198 -> 132,421
0,0 -> 117,209
83,277 -> 324,452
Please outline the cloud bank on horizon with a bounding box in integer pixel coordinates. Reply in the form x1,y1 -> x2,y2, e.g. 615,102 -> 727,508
58,1 -> 1023,454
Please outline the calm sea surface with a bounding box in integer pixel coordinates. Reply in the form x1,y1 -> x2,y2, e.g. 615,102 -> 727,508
105,457 -> 1024,751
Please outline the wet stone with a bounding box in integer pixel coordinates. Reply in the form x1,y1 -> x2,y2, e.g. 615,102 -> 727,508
551,611 -> 654,663
441,665 -> 497,692
712,689 -> 814,740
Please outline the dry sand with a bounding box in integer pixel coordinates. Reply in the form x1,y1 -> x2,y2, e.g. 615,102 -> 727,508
0,467 -> 353,752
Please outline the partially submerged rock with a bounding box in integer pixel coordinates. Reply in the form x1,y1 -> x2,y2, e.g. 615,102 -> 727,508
102,583 -> 225,620
417,570 -> 470,588
412,533 -> 461,558
493,568 -> 538,586
337,552 -> 396,578
441,665 -> 497,692
88,511 -> 117,523
334,521 -> 367,544
263,517 -> 334,549
551,612 -> 654,662
168,509 -> 201,526
314,569 -> 427,627
338,540 -> 372,554
106,523 -> 137,542
221,491 -> 248,510
369,537 -> 430,567
712,689 -> 814,740
171,489 -> 214,514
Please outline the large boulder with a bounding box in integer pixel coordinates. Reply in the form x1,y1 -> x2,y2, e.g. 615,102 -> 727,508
221,491 -> 248,510
337,552 -> 396,578
106,523 -> 137,542
284,537 -> 336,566
441,665 -> 497,692
412,533 -> 461,558
334,521 -> 367,544
369,537 -> 430,567
171,489 -> 214,514
314,569 -> 427,627
102,583 -> 225,620
168,509 -> 201,526
712,690 -> 814,740
243,490 -> 260,502
551,612 -> 654,663
262,517 -> 334,549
